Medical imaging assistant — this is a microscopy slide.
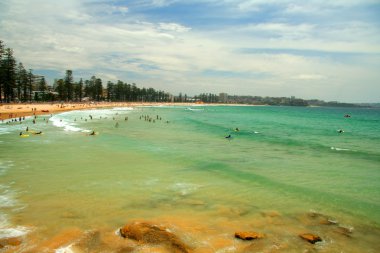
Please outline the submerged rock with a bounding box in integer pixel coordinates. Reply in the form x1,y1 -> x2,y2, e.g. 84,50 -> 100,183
299,233 -> 322,244
119,221 -> 191,253
261,210 -> 281,218
234,231 -> 264,240
0,236 -> 22,248
311,211 -> 337,223
335,225 -> 354,237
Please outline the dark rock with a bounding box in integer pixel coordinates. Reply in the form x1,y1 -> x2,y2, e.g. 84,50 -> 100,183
119,221 -> 191,253
299,233 -> 322,244
235,231 -> 264,240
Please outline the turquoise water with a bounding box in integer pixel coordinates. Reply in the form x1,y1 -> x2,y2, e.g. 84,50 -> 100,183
0,105 -> 379,252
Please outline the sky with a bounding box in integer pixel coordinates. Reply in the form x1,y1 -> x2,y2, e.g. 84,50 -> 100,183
1,0 -> 380,102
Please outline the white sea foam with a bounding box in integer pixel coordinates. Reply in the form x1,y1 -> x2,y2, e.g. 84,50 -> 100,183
186,108 -> 204,111
330,147 -> 350,151
50,107 -> 134,132
0,194 -> 17,208
0,226 -> 29,239
216,246 -> 237,253
112,107 -> 134,111
0,128 -> 11,135
170,183 -> 201,196
0,186 -> 29,239
0,123 -> 25,135
50,115 -> 86,132
56,244 -> 75,253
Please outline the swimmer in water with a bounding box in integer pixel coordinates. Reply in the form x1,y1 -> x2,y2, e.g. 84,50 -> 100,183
225,134 -> 232,139
90,131 -> 96,136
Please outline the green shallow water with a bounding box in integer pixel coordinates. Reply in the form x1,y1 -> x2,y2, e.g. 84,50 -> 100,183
0,105 -> 380,252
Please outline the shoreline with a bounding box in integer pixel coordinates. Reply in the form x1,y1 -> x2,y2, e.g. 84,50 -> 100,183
0,102 -> 260,120
0,102 -> 183,120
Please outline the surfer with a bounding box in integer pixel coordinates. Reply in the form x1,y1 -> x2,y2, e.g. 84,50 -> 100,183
235,128 -> 240,132
90,131 -> 96,136
225,134 -> 232,139
33,131 -> 42,135
26,126 -> 29,132
338,129 -> 344,133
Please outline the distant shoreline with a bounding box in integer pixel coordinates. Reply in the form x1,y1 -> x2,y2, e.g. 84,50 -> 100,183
2,101 -> 374,121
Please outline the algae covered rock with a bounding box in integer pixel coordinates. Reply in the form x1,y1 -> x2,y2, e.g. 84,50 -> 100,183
234,231 -> 264,240
299,233 -> 322,244
119,221 -> 191,253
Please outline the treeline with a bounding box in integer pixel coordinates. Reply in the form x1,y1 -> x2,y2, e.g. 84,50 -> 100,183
172,93 -> 219,103
0,40 -> 47,103
0,40 -> 171,103
54,72 -> 172,102
106,81 -> 171,102
227,95 -> 309,106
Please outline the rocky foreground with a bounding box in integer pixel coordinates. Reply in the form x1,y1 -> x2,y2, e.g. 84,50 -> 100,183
0,210 -> 365,253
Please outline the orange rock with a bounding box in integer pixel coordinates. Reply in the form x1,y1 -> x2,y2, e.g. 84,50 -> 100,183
0,237 -> 22,248
119,221 -> 191,253
234,231 -> 264,240
299,233 -> 322,244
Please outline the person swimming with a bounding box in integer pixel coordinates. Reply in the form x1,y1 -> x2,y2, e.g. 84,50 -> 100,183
338,129 -> 344,133
90,131 -> 96,136
225,134 -> 232,139
235,128 -> 239,132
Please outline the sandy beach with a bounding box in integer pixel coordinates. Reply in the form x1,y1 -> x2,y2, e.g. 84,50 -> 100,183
0,102 -> 258,121
0,102 -> 198,121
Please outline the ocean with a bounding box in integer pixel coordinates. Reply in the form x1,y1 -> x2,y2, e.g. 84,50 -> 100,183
0,105 -> 379,252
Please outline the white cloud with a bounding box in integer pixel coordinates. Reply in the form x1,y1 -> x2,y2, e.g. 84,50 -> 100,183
158,23 -> 192,33
293,74 -> 326,80
0,0 -> 379,102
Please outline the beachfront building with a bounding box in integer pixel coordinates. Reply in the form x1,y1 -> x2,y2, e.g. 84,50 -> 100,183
219,93 -> 228,103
